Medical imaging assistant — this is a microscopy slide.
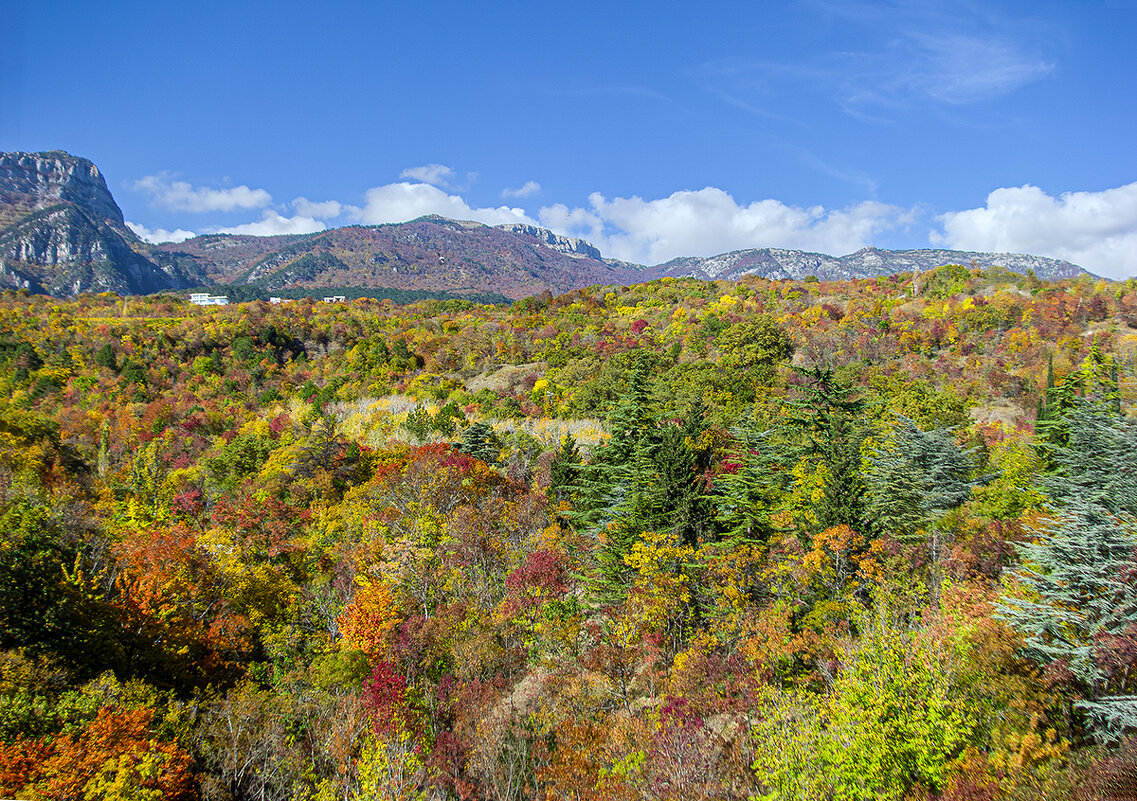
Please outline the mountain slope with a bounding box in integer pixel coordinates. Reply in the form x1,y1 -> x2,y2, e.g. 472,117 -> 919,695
0,151 -> 201,295
155,216 -> 651,300
656,245 -> 1087,282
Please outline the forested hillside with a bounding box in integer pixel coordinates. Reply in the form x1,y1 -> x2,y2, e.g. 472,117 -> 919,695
1,265 -> 1136,800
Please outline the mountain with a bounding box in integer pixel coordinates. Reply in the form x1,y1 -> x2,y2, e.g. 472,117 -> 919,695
0,151 -> 201,296
158,224 -> 1091,301
0,150 -> 1095,300
656,245 -> 1087,282
154,216 -> 650,300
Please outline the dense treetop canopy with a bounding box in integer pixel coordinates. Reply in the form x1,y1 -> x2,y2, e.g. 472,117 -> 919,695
1,267 -> 1135,799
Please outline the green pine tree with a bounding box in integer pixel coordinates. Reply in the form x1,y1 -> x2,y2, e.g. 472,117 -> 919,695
589,354 -> 660,604
569,356 -> 716,604
783,366 -> 870,539
94,343 -> 117,371
997,498 -> 1137,743
566,353 -> 658,537
458,421 -> 501,464
548,433 -> 582,506
713,415 -> 788,547
1036,347 -> 1120,469
626,399 -> 715,547
999,400 -> 1137,743
864,416 -> 977,542
1047,399 -> 1137,516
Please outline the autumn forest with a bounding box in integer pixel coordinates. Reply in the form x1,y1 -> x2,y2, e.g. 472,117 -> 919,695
1,265 -> 1136,800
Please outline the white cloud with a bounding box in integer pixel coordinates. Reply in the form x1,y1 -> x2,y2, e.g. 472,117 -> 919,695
702,19 -> 1054,122
933,182 -> 1137,280
212,210 -> 326,237
899,33 -> 1054,105
399,164 -> 457,188
292,197 -> 344,218
125,221 -> 196,244
539,187 -> 911,265
502,181 -> 542,199
352,182 -> 535,227
134,173 -> 272,213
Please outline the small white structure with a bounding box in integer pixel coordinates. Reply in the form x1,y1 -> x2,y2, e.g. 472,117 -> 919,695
269,297 -> 291,304
190,293 -> 229,306
322,295 -> 347,303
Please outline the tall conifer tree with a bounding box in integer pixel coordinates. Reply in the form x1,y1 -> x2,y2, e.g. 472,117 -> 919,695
783,367 -> 869,539
999,400 -> 1137,742
714,417 -> 787,547
864,416 -> 976,541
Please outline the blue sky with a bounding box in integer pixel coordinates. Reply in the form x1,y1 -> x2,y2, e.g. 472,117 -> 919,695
3,0 -> 1137,277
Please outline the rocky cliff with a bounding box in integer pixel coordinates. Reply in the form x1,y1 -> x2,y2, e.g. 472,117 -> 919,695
0,151 -> 200,296
496,223 -> 605,260
0,151 -> 125,230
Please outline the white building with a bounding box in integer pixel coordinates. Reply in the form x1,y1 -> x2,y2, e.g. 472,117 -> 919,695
189,293 -> 229,306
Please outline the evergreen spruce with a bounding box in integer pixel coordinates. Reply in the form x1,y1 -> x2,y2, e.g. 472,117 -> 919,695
998,498 -> 1137,743
864,415 -> 976,541
999,400 -> 1137,743
548,433 -> 582,506
94,343 -> 117,371
594,354 -> 660,603
664,401 -> 716,548
641,406 -> 714,548
784,367 -> 869,537
714,416 -> 787,547
567,353 -> 657,535
458,421 -> 501,464
570,354 -> 714,604
1036,347 -> 1119,469
1047,400 -> 1137,516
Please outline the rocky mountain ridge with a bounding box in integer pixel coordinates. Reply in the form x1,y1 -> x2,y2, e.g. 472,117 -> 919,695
496,223 -> 605,260
657,245 -> 1086,282
0,150 -> 1094,299
0,150 -> 126,230
154,216 -> 651,300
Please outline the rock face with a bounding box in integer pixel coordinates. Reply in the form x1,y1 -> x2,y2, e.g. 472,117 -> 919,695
496,223 -> 604,260
0,151 -> 200,296
656,245 -> 1088,282
0,151 -> 126,231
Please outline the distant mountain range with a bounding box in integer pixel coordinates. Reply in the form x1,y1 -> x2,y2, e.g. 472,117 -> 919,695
656,245 -> 1088,283
0,150 -> 1092,299
150,217 -> 651,300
